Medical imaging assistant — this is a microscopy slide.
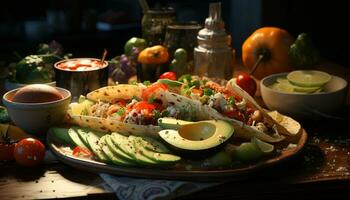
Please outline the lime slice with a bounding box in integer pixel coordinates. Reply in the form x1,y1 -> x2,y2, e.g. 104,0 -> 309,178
276,78 -> 289,84
270,78 -> 321,93
234,142 -> 262,162
293,85 -> 321,93
251,137 -> 274,154
269,82 -> 294,93
287,70 -> 331,87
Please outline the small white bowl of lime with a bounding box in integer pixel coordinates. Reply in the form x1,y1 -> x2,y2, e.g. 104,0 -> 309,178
260,70 -> 348,120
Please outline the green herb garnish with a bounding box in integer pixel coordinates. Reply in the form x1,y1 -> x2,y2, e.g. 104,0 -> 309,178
203,88 -> 214,96
148,94 -> 155,103
178,74 -> 192,83
116,108 -> 125,116
228,96 -> 235,106
161,110 -> 169,117
153,110 -> 162,119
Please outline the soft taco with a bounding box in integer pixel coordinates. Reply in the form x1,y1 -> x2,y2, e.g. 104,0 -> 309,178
66,83 -> 206,138
156,75 -> 301,143
67,76 -> 301,143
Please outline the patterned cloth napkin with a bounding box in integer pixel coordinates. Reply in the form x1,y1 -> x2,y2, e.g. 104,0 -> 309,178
99,173 -> 221,200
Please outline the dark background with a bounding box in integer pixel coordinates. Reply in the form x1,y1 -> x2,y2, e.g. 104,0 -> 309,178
0,0 -> 349,67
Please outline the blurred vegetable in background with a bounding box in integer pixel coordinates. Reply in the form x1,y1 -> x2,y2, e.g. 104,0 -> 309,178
109,47 -> 139,84
137,45 -> 169,64
124,37 -> 147,56
242,27 -> 295,79
8,40 -> 71,84
169,48 -> 188,77
0,107 -> 10,124
289,33 -> 321,68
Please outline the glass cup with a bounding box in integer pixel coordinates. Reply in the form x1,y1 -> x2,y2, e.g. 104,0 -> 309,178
141,7 -> 176,46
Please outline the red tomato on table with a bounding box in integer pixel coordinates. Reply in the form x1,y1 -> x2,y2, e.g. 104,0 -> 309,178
14,138 -> 45,167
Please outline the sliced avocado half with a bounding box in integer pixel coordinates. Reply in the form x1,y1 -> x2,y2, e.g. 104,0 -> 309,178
158,119 -> 234,154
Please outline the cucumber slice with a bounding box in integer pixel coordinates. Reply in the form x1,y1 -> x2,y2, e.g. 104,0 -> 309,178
105,134 -> 136,163
134,136 -> 170,153
68,128 -> 88,148
111,133 -> 156,165
48,127 -> 74,146
100,135 -> 135,166
75,128 -> 90,148
86,131 -> 109,163
137,145 -> 181,164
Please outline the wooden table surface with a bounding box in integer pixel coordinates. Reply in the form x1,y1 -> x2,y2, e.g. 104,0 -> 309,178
0,61 -> 349,200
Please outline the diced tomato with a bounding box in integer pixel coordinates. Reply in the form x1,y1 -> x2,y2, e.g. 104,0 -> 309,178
159,71 -> 177,80
72,146 -> 93,159
117,99 -> 127,107
111,99 -> 127,106
132,101 -> 156,112
142,83 -> 168,100
191,88 -> 203,96
224,110 -> 245,122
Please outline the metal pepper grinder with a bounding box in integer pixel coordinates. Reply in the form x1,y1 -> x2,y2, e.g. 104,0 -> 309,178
193,2 -> 233,79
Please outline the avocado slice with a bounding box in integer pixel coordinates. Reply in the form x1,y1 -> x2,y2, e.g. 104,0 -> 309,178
158,119 -> 234,154
158,117 -> 193,130
110,133 -> 157,165
100,135 -> 136,166
86,131 -> 109,163
105,133 -> 136,163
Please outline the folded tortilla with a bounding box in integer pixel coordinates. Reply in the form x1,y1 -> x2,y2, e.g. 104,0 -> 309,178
226,78 -> 300,136
159,90 -> 286,143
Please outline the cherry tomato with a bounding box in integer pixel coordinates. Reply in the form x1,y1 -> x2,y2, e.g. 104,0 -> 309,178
14,138 -> 45,167
72,146 -> 93,159
0,142 -> 16,161
142,82 -> 168,100
159,72 -> 177,80
235,72 -> 257,97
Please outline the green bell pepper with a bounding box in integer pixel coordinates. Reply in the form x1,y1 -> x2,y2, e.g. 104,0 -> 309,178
289,33 -> 320,68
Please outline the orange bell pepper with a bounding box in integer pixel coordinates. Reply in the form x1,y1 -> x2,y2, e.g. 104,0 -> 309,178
242,27 -> 295,79
137,45 -> 169,64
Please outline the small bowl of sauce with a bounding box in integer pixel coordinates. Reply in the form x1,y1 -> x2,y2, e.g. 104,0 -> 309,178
54,58 -> 108,102
2,84 -> 71,138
